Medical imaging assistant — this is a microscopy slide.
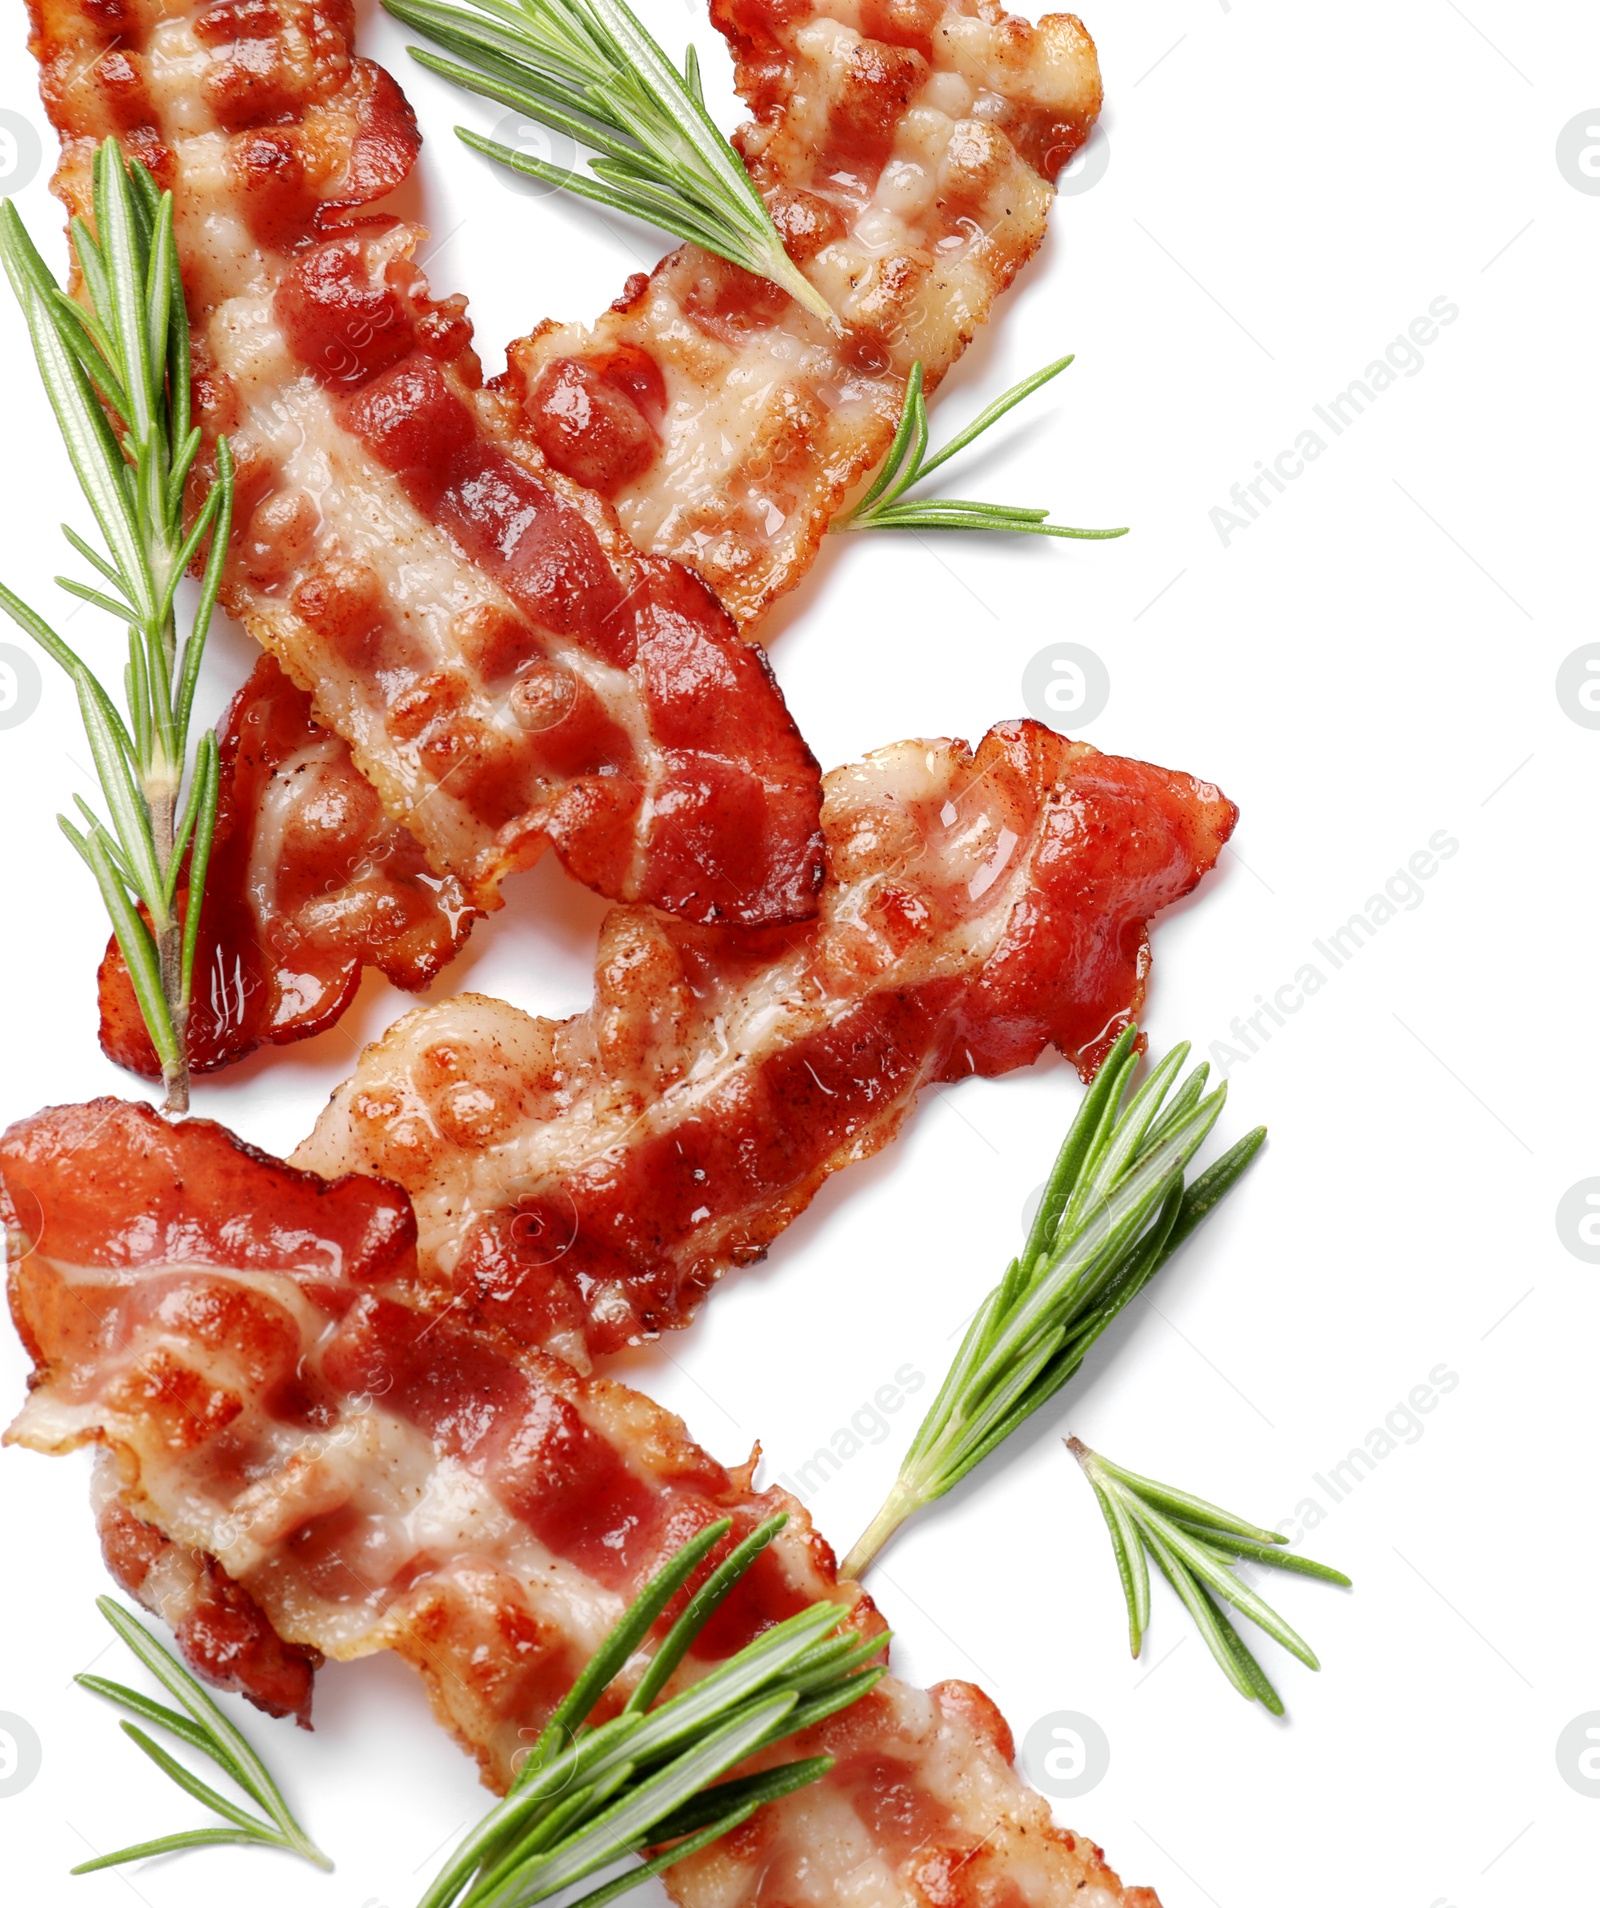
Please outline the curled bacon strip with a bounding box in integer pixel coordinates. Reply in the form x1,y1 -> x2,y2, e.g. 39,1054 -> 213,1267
3,1102 -> 1157,1907
101,656 -> 479,1079
293,722 -> 1236,1367
513,0 -> 1103,625
31,0 -> 825,931
94,1471 -> 323,1725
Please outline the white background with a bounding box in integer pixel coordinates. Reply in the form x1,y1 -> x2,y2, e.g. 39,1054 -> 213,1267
0,2 -> 1596,1904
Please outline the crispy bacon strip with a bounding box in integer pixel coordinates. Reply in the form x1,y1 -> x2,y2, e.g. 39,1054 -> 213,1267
3,1102 -> 1156,1907
31,0 -> 825,928
101,656 -> 480,1079
511,0 -> 1103,626
292,721 -> 1235,1367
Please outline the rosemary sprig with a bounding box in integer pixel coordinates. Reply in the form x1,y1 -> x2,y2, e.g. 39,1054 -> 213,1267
0,138 -> 233,1113
383,0 -> 834,326
833,358 -> 1128,539
71,1596 -> 328,1873
842,1028 -> 1265,1578
1067,1440 -> 1351,1716
421,1513 -> 884,1908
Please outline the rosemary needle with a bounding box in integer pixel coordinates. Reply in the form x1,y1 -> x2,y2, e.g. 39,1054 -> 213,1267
384,0 -> 834,324
833,358 -> 1128,540
0,138 -> 232,1113
842,1028 -> 1264,1578
71,1597 -> 328,1874
1067,1440 -> 1351,1716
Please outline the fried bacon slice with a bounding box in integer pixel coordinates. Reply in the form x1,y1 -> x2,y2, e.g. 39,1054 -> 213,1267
30,0 -> 825,929
511,0 -> 1104,626
2,1102 -> 1157,1907
100,655 -> 480,1079
292,721 -> 1236,1367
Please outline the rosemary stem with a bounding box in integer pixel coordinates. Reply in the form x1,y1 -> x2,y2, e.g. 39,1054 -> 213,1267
144,702 -> 190,1111
839,1485 -> 917,1582
0,139 -> 230,1113
844,1037 -> 1263,1579
149,784 -> 187,1113
389,0 -> 838,323
287,1826 -> 335,1871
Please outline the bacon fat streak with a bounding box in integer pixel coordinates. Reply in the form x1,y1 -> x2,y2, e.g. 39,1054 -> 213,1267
513,0 -> 1103,626
30,0 -> 826,931
3,1103 -> 1157,1908
293,722 -> 1236,1367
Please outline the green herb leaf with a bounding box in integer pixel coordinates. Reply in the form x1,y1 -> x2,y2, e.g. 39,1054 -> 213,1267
72,1596 -> 329,1873
842,1028 -> 1265,1577
833,358 -> 1128,540
1066,1439 -> 1351,1715
0,138 -> 231,1112
420,1516 -> 884,1908
70,1825 -> 283,1874
384,0 -> 833,325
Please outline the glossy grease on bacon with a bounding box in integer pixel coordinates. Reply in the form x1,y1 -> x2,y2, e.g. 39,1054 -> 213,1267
28,0 -> 825,929
3,1103 -> 1158,1908
294,722 -> 1236,1367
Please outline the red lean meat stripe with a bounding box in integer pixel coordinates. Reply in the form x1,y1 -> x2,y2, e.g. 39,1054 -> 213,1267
3,1103 -> 1158,1907
28,0 -> 825,930
293,721 -> 1237,1368
100,655 -> 481,1078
